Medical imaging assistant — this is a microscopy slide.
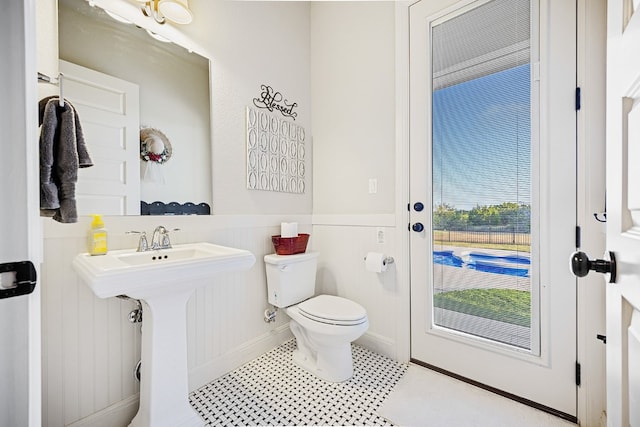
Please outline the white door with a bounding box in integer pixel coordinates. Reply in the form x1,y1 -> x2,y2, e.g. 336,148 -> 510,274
409,0 -> 577,418
604,1 -> 640,425
0,1 -> 41,426
59,60 -> 140,215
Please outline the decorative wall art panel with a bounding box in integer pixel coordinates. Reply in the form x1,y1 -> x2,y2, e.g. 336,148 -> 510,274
246,106 -> 307,194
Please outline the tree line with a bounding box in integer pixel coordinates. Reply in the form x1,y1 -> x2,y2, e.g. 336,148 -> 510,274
433,202 -> 531,232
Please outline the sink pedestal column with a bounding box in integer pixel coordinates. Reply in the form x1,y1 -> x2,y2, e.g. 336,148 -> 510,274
129,290 -> 202,427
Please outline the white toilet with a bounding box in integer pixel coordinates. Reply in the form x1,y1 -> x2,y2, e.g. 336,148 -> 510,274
264,252 -> 369,382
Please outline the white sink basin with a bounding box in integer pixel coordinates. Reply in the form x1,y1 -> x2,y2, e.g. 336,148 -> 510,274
72,242 -> 256,427
73,242 -> 255,299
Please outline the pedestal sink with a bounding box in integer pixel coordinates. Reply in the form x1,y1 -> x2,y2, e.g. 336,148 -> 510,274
72,242 -> 256,427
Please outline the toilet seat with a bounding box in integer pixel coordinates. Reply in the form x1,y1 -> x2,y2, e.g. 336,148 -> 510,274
298,295 -> 367,326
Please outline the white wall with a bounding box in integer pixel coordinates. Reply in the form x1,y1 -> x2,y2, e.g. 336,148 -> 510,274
311,2 -> 396,215
205,1 -> 313,215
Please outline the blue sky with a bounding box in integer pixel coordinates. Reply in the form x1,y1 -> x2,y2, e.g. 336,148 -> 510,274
432,64 -> 531,211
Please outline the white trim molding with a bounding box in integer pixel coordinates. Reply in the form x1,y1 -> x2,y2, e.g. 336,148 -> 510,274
312,214 -> 396,227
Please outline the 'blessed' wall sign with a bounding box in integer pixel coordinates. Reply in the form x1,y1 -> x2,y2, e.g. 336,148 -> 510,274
252,84 -> 298,120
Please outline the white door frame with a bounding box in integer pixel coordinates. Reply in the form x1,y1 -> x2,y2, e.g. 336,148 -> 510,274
604,1 -> 640,425
408,0 -> 576,416
575,0 -> 607,424
394,0 -> 606,425
0,0 -> 42,426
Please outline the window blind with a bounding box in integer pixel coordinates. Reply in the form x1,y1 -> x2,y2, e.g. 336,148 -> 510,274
432,0 -> 530,91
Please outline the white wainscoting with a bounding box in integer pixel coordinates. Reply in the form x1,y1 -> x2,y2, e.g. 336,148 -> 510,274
312,214 -> 404,361
41,215 -> 307,427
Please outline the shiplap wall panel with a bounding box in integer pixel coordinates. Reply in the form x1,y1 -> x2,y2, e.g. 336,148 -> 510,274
65,240 -> 84,424
40,234 -> 138,426
42,238 -> 64,427
311,223 -> 399,359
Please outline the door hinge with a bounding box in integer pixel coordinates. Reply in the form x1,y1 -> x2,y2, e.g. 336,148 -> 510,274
575,226 -> 581,249
575,87 -> 581,111
575,361 -> 581,386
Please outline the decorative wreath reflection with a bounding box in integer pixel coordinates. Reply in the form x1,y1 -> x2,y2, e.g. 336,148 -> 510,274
140,127 -> 172,184
140,127 -> 172,164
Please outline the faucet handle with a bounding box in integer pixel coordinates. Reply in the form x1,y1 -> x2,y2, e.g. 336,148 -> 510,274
161,231 -> 171,249
127,231 -> 149,252
160,228 -> 181,249
138,232 -> 149,252
161,228 -> 181,248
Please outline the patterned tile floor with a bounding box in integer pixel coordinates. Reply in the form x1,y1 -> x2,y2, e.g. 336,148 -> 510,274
189,340 -> 408,426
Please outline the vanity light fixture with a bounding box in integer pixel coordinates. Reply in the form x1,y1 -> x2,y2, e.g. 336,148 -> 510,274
135,0 -> 193,25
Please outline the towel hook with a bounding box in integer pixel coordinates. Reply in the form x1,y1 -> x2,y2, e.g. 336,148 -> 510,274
36,72 -> 64,107
58,73 -> 65,107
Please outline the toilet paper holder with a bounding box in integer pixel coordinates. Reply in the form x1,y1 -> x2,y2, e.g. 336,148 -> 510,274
363,254 -> 395,266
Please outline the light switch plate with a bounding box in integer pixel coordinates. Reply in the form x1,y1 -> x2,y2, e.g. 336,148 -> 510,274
369,178 -> 377,194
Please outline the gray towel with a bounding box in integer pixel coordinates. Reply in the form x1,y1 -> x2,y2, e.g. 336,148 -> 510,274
38,96 -> 93,223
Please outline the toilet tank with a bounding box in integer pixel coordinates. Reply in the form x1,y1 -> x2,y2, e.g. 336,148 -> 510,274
264,252 -> 319,308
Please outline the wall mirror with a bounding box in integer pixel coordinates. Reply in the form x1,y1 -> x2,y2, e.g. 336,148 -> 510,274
57,0 -> 212,215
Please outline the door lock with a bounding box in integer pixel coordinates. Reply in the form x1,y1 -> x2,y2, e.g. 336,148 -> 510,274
570,251 -> 617,283
411,222 -> 425,232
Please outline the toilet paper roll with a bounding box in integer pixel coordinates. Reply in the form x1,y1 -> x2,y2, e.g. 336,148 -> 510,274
0,271 -> 17,290
281,222 -> 298,238
365,252 -> 388,273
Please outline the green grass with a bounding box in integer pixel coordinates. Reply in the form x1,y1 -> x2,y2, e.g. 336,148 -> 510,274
433,288 -> 531,327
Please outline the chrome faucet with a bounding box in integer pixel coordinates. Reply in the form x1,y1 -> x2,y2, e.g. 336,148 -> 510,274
151,225 -> 172,250
128,227 -> 175,251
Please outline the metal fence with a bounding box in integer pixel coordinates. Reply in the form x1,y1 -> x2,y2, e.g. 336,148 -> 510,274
433,229 -> 531,246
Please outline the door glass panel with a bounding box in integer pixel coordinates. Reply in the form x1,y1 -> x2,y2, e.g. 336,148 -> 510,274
431,0 -> 534,350
626,98 -> 640,228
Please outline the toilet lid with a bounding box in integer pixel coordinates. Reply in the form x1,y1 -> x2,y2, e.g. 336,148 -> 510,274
298,295 -> 367,326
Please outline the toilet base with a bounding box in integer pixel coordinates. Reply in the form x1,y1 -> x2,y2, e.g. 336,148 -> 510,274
290,338 -> 354,382
284,301 -> 368,383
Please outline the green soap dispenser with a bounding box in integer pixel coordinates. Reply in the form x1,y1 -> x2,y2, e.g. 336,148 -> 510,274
88,214 -> 108,255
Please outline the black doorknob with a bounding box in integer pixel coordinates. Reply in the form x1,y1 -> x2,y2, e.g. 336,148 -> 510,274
570,251 -> 617,283
414,202 -> 425,212
412,222 -> 424,232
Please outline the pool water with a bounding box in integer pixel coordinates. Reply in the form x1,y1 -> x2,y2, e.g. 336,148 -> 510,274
433,250 -> 530,277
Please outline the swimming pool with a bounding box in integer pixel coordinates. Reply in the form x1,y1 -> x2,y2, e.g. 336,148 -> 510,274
433,250 -> 530,277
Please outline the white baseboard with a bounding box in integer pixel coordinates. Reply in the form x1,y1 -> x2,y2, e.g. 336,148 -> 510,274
356,330 -> 397,361
67,394 -> 139,427
311,214 -> 396,227
189,324 -> 293,391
